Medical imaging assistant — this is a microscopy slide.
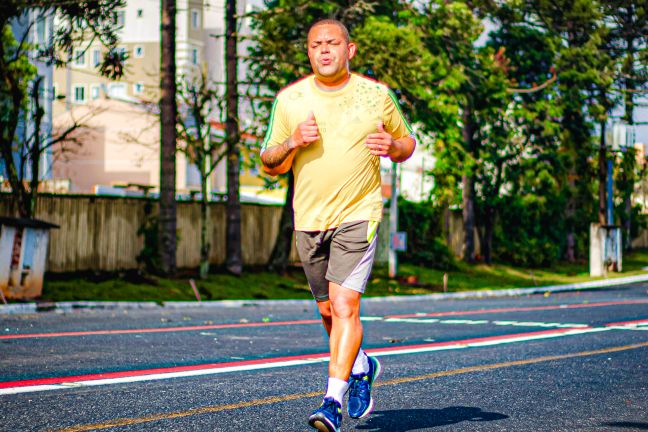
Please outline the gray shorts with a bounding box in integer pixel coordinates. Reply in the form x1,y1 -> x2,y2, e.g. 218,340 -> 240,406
295,220 -> 380,301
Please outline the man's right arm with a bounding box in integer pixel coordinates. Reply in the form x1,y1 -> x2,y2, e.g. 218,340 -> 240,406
261,111 -> 319,176
261,138 -> 297,176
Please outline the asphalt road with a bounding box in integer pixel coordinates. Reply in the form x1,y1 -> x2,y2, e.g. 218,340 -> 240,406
1,283 -> 647,432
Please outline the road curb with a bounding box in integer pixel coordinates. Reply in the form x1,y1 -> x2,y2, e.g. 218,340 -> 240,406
1,273 -> 647,315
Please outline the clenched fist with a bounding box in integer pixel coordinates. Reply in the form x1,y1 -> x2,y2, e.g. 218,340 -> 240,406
365,121 -> 393,157
290,111 -> 320,149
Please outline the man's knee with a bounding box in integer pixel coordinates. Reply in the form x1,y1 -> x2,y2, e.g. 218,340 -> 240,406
317,301 -> 333,320
330,295 -> 360,320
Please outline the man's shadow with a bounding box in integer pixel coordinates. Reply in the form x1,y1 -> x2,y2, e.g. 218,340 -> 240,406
354,406 -> 509,431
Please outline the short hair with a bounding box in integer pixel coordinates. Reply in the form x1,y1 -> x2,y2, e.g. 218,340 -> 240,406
308,19 -> 350,44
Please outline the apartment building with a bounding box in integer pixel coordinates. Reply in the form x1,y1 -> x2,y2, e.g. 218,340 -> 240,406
51,0 -> 259,196
52,0 -> 222,110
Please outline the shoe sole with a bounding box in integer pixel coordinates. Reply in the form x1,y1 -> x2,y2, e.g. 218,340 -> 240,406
309,418 -> 340,432
354,357 -> 382,419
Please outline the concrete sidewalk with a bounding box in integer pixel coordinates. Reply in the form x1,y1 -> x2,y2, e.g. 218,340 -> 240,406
1,273 -> 647,315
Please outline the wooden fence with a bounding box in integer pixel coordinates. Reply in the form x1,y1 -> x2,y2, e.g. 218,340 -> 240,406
0,194 -> 299,272
632,228 -> 648,249
1,194 -> 645,272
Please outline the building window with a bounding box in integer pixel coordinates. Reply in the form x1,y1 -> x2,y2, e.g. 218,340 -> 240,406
93,49 -> 101,67
191,10 -> 200,29
134,46 -> 144,58
73,85 -> 86,104
90,85 -> 100,100
73,49 -> 86,67
137,9 -> 143,18
35,14 -> 47,45
115,10 -> 125,27
192,48 -> 199,65
133,83 -> 144,94
108,83 -> 126,98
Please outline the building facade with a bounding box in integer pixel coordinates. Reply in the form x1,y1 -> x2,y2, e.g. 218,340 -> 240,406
51,0 -> 257,196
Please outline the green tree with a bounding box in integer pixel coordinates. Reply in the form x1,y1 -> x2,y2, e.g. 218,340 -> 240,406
529,0 -> 612,261
177,70 -> 227,279
486,17 -> 566,266
416,0 -> 505,263
1,1 -> 125,218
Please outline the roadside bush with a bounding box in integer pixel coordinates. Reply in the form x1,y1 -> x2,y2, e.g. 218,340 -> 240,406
398,198 -> 457,270
493,195 -> 563,267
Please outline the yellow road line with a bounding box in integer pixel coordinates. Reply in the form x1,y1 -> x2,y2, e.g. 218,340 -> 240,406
52,341 -> 648,432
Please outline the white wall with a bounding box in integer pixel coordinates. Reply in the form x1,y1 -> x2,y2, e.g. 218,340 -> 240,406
119,0 -> 161,43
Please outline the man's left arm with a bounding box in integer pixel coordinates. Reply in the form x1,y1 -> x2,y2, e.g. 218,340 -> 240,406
388,134 -> 416,163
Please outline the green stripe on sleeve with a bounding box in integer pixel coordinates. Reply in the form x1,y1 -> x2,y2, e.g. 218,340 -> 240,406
261,98 -> 280,152
387,88 -> 413,134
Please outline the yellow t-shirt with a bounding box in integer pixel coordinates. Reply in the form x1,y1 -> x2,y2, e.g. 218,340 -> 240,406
262,73 -> 412,231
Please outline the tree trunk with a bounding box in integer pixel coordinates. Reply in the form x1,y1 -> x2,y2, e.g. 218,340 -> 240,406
563,112 -> 578,263
159,0 -> 178,276
199,173 -> 210,279
482,206 -> 494,264
598,121 -> 607,226
28,76 -> 44,220
461,106 -> 476,263
267,172 -> 295,273
225,0 -> 242,275
462,173 -> 475,262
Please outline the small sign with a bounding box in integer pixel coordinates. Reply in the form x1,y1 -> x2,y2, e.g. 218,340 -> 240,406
391,232 -> 407,251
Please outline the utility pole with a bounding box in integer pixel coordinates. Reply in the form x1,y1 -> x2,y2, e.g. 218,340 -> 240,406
607,157 -> 614,225
389,162 -> 398,278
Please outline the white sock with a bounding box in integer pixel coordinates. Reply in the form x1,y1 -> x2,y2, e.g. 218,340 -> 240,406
351,349 -> 370,376
324,377 -> 349,404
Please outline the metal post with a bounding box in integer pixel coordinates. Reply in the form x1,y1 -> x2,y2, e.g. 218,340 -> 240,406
607,158 -> 614,225
389,161 -> 398,278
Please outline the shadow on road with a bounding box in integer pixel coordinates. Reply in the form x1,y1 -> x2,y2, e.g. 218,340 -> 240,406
603,422 -> 648,430
354,406 -> 509,431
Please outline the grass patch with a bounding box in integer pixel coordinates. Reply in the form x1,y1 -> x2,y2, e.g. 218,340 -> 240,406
38,249 -> 648,303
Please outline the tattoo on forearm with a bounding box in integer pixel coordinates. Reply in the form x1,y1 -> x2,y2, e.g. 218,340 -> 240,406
262,138 -> 294,168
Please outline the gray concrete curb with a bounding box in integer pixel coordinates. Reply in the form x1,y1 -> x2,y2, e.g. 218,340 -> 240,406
1,273 -> 647,315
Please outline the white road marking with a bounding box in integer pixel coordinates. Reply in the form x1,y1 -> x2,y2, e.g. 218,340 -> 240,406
385,317 -> 589,329
0,327 -> 615,396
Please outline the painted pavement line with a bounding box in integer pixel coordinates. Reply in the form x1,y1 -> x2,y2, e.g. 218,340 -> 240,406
605,318 -> 648,327
4,299 -> 648,340
384,299 -> 648,319
0,326 -> 615,395
47,341 -> 648,432
0,319 -> 321,340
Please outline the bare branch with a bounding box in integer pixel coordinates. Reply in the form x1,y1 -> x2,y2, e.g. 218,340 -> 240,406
507,70 -> 557,94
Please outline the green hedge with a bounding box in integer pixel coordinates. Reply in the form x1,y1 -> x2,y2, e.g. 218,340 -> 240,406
398,198 -> 457,270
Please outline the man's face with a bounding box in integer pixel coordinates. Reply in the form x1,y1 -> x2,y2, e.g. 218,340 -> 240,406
307,24 -> 356,85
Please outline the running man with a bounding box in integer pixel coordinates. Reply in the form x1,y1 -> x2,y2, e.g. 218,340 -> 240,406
260,19 -> 416,432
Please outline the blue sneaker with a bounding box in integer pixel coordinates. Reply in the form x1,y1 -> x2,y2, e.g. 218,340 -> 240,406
348,355 -> 381,419
308,397 -> 342,432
